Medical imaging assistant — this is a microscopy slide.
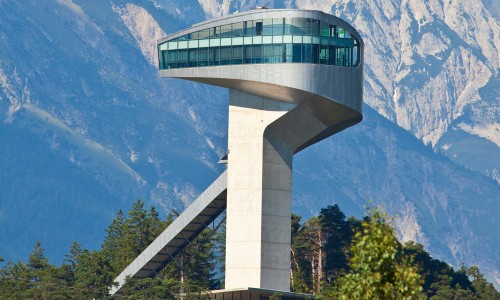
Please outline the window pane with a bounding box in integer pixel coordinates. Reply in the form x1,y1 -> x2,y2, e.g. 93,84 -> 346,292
312,44 -> 319,64
221,24 -> 232,37
220,47 -> 232,65
244,37 -> 253,45
252,44 -> 262,63
189,32 -> 198,40
210,27 -> 220,38
285,43 -> 293,63
188,49 -> 198,67
199,39 -> 209,47
292,36 -> 302,43
199,29 -> 210,39
329,45 -> 336,65
232,37 -> 244,46
159,43 -> 168,51
232,45 -> 243,64
320,45 -> 328,64
283,35 -> 293,43
210,39 -> 220,47
256,21 -> 263,35
338,27 -> 345,38
303,44 -> 312,63
263,19 -> 273,35
198,48 -> 209,66
253,36 -> 262,44
233,22 -> 244,36
310,19 -> 320,35
168,41 -> 178,50
221,38 -> 232,46
320,21 -> 330,36
244,45 -> 252,63
263,44 -> 273,62
292,44 -> 301,62
273,18 -> 284,35
209,47 -> 219,65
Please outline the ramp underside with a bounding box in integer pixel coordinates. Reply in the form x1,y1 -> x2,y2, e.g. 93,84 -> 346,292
111,171 -> 227,295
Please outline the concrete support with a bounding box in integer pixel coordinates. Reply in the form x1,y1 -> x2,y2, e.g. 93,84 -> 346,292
226,90 -> 295,291
225,89 -> 361,292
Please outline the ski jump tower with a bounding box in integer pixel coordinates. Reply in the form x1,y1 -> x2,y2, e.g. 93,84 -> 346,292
111,9 -> 363,299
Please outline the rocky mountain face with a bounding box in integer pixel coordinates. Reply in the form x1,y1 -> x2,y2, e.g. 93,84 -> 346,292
0,0 -> 498,287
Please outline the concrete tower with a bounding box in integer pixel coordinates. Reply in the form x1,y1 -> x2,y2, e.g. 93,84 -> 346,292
111,9 -> 363,300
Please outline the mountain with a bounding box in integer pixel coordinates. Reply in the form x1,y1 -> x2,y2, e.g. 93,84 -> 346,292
0,0 -> 498,288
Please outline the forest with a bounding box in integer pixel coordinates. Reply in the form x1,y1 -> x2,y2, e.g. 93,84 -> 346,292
0,199 -> 498,299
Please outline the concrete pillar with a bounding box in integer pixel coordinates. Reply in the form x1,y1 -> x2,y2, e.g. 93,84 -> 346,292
225,89 -> 295,291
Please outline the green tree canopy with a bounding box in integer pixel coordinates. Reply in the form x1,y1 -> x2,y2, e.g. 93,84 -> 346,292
330,207 -> 424,300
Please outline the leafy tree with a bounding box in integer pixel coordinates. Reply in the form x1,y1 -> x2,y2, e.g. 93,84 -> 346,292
331,207 -> 424,300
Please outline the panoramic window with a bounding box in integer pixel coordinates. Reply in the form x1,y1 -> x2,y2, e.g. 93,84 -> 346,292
158,17 -> 360,70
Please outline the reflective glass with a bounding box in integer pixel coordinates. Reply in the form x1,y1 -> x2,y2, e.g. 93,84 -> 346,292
159,16 -> 360,69
232,37 -> 244,46
263,19 -> 273,35
233,22 -> 244,37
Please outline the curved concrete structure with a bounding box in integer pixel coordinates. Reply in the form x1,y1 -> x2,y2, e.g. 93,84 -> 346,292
112,8 -> 363,297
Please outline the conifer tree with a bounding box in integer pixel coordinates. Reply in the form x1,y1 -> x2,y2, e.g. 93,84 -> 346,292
102,209 -> 129,273
319,204 -> 351,282
466,266 -> 500,300
290,213 -> 310,293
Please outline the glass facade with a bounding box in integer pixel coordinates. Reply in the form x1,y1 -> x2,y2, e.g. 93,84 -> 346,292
159,17 -> 360,69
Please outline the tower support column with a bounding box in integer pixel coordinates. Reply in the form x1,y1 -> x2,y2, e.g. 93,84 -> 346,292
225,89 -> 295,291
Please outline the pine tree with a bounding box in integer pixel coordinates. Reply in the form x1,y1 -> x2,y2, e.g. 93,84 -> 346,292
319,204 -> 351,283
101,209 -> 129,273
126,199 -> 149,256
74,249 -> 114,299
466,266 -> 500,300
0,260 -> 31,299
290,213 -> 310,293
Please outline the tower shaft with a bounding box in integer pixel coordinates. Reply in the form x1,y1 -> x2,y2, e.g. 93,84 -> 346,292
226,90 -> 295,290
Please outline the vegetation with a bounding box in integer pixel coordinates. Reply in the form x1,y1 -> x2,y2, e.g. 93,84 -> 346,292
0,200 -> 498,299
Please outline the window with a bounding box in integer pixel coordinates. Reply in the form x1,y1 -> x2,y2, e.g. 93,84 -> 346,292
209,47 -> 220,66
252,44 -> 262,63
232,22 -> 244,36
232,45 -> 243,64
256,21 -> 263,35
262,19 -> 273,35
221,24 -> 232,37
220,47 -> 232,65
273,18 -> 284,35
158,16 -> 361,69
